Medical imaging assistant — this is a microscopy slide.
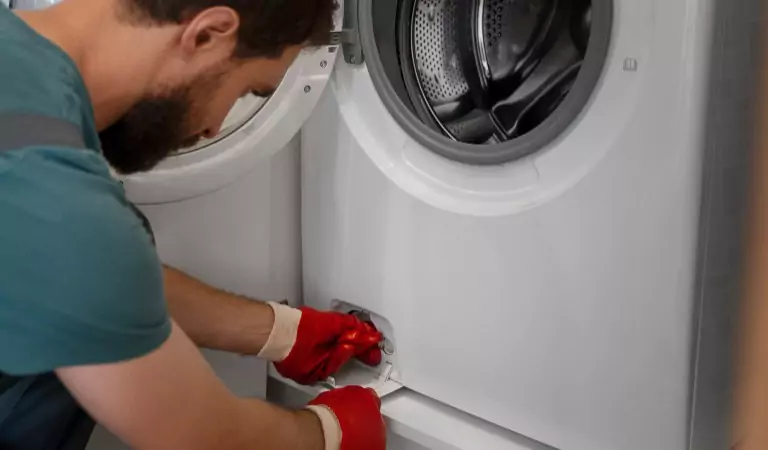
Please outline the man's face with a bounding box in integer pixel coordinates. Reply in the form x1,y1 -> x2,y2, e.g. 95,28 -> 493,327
100,45 -> 302,175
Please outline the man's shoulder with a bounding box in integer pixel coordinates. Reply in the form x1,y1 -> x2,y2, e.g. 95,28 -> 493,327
0,146 -> 141,237
0,146 -> 159,288
0,7 -> 97,146
0,147 -> 170,375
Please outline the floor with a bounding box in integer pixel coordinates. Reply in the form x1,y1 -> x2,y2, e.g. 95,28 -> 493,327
85,424 -> 429,450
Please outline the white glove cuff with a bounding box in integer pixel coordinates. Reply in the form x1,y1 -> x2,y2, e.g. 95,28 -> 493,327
306,405 -> 342,450
257,302 -> 301,362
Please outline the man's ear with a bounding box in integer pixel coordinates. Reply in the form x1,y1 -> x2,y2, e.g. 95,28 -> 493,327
179,7 -> 240,60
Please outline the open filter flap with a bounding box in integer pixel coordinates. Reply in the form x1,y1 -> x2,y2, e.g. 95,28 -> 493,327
268,358 -> 403,399
269,300 -> 404,399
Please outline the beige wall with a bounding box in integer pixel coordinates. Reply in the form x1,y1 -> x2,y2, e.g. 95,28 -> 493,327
732,18 -> 768,449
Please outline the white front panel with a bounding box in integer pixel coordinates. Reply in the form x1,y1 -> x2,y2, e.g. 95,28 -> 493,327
301,0 -> 711,448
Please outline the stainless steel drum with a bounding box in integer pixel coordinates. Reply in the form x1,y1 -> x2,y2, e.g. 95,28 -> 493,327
403,0 -> 591,144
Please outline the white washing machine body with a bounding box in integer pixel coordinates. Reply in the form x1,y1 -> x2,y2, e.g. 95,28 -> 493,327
298,0 -> 737,449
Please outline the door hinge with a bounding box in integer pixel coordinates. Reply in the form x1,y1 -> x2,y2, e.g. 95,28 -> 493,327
328,0 -> 363,65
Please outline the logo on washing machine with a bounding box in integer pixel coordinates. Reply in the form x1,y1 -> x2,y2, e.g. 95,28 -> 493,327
623,57 -> 639,72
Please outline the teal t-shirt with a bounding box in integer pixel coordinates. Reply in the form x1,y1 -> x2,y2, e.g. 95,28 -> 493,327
0,6 -> 171,375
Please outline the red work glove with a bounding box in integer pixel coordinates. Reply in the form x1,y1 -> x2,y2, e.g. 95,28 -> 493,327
258,302 -> 384,385
306,386 -> 386,450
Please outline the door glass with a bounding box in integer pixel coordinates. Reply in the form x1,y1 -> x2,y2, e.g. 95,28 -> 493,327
9,0 -> 60,9
174,94 -> 269,155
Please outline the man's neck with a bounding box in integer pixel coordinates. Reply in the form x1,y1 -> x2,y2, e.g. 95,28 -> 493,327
15,0 -> 163,131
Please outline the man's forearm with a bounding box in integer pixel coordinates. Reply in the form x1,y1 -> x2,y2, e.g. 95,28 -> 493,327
228,398 -> 325,450
59,322 -> 326,450
163,265 -> 275,355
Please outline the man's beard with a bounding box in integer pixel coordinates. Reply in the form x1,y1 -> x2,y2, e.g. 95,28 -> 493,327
99,80 -> 212,175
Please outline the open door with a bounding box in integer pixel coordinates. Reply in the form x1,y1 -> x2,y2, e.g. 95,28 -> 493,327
123,38 -> 342,204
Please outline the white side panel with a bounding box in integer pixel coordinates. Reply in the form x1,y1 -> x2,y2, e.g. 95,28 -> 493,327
142,134 -> 302,397
142,135 -> 302,306
300,0 -> 710,445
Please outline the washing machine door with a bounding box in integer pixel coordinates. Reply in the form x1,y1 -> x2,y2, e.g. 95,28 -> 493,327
124,41 -> 341,204
9,0 -> 342,205
124,50 -> 341,205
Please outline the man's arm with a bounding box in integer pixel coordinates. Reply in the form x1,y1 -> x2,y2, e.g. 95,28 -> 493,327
163,265 -> 385,386
163,265 -> 274,355
57,321 -> 325,450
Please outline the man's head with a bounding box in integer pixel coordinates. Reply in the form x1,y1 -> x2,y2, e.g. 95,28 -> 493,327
93,0 -> 335,174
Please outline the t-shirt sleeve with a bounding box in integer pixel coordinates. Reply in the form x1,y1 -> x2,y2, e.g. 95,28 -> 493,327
0,147 -> 171,375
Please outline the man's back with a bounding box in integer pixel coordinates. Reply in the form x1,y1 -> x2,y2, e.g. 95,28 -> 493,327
0,5 -> 170,447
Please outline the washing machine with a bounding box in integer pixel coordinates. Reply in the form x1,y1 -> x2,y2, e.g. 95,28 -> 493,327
293,0 -> 757,449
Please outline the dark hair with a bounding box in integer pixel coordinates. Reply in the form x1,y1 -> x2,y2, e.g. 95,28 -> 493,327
121,0 -> 336,59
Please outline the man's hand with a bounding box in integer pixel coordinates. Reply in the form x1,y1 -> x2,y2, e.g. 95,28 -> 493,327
258,303 -> 384,385
308,386 -> 387,450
